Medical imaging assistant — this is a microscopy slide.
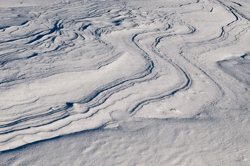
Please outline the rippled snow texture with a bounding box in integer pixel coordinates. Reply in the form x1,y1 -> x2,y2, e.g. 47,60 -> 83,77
1,0 -> 250,165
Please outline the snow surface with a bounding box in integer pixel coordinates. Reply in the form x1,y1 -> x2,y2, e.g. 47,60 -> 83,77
0,0 -> 250,165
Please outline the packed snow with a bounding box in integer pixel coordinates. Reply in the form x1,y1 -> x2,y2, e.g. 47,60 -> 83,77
0,0 -> 250,165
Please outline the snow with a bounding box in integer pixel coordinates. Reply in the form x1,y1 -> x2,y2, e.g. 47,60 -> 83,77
1,0 -> 250,165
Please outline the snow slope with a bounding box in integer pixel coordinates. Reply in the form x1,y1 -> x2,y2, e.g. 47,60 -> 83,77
0,0 -> 250,165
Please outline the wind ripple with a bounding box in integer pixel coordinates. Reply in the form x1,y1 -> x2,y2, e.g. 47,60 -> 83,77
0,0 -> 250,152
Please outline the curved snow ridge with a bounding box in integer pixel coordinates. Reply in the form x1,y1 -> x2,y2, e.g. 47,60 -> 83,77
0,0 -> 159,151
1,0 -> 249,152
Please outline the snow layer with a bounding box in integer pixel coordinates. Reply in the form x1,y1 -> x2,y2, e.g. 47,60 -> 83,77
0,0 -> 250,165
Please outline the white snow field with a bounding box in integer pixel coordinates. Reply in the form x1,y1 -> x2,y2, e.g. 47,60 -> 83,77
0,0 -> 250,165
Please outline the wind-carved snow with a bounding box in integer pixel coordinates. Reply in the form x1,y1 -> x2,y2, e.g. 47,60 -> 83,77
1,0 -> 250,165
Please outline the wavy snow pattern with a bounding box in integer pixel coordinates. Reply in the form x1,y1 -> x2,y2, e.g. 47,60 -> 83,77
0,2 -> 250,164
